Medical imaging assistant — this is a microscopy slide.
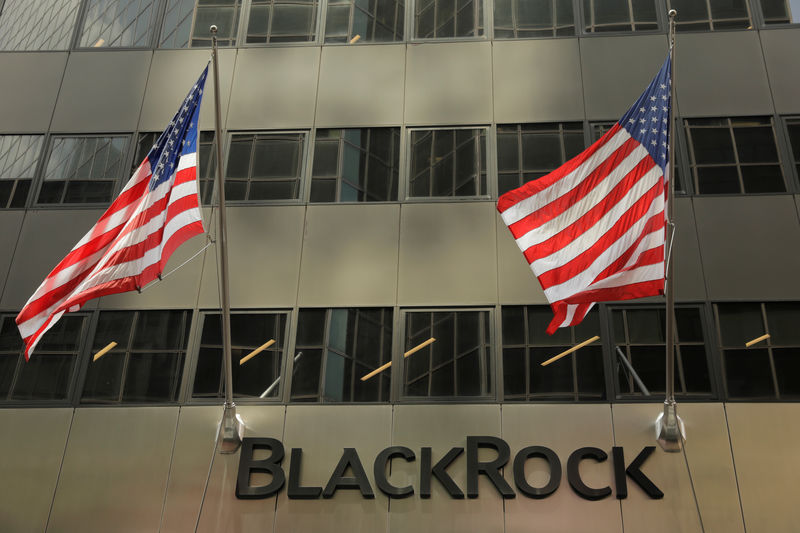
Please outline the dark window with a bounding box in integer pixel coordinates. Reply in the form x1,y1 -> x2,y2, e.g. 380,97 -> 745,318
759,0 -> 800,24
134,131 -> 217,204
502,306 -> 604,401
408,128 -> 487,198
667,0 -> 751,31
402,310 -> 492,398
0,313 -> 87,403
786,118 -> 800,184
582,0 -> 658,32
612,306 -> 713,398
193,311 -> 288,399
494,0 -> 575,37
37,135 -> 128,205
78,0 -> 159,48
415,0 -> 484,38
81,310 -> 191,403
0,0 -> 81,50
292,308 -> 393,402
225,132 -> 306,201
160,0 -> 243,47
325,0 -> 404,42
497,123 -> 584,196
310,128 -> 400,202
247,0 -> 319,43
686,117 -> 785,194
716,302 -> 800,400
0,135 -> 42,208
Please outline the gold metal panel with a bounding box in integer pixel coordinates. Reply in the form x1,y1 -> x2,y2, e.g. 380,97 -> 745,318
726,403 -> 800,533
496,211 -> 548,305
0,210 -> 25,302
390,404 -> 504,533
760,28 -> 800,114
0,408 -> 72,533
47,407 -> 179,533
673,198 -> 707,301
502,404 -> 622,533
0,52 -> 67,133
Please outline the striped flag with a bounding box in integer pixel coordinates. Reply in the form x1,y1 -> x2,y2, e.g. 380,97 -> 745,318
16,67 -> 209,359
498,56 -> 671,334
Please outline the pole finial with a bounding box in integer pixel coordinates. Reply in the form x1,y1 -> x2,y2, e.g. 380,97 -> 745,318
668,9 -> 677,18
209,24 -> 218,35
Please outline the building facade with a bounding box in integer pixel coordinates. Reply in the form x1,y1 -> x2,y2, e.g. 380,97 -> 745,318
0,0 -> 799,531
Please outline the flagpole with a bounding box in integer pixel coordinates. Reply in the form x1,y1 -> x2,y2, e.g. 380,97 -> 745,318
210,25 -> 241,454
656,9 -> 684,452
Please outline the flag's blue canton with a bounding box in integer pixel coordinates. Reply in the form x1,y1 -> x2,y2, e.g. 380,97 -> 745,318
618,56 -> 671,176
147,66 -> 208,191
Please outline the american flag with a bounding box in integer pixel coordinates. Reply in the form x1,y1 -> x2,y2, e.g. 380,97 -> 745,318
16,67 -> 209,359
498,56 -> 671,334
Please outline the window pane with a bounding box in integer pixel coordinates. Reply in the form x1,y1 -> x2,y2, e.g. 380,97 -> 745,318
669,0 -> 751,30
495,0 -> 574,38
786,120 -> 800,181
760,0 -> 800,23
415,0 -> 483,37
409,129 -> 486,198
160,0 -> 196,47
324,0 -> 404,42
725,348 -> 774,398
765,303 -> 800,345
226,133 -> 305,201
717,303 -> 764,347
773,347 -> 800,398
190,1 -> 242,47
78,0 -> 158,48
248,0 -> 319,43
583,0 -> 657,32
0,135 -> 42,209
0,0 -> 81,50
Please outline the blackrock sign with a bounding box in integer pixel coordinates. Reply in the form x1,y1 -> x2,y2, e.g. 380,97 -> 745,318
236,436 -> 664,501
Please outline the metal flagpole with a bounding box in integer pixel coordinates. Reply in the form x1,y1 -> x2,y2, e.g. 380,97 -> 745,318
210,25 -> 242,454
656,9 -> 684,452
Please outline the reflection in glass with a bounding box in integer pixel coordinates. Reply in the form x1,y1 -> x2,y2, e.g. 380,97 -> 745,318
225,132 -> 305,201
415,0 -> 483,38
325,0 -> 404,42
79,0 -> 159,48
247,0 -> 319,43
0,0 -> 81,50
668,0 -> 751,31
409,129 -> 487,198
494,0 -> 574,37
0,135 -> 42,208
583,0 -> 658,32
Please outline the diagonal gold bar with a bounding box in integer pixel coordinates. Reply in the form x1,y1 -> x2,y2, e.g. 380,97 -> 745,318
541,336 -> 600,367
745,333 -> 770,347
239,339 -> 276,365
93,341 -> 117,362
360,337 -> 436,382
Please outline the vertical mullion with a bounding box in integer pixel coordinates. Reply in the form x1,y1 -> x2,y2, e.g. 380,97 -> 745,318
118,311 -> 138,403
318,309 -> 331,402
727,118 -> 746,193
761,303 -> 780,398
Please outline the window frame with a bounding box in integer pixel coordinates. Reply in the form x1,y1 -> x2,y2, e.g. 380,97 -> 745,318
73,0 -> 165,50
779,115 -> 800,191
666,0 -> 753,32
492,0 -> 578,39
409,0 -> 489,41
753,0 -> 800,27
0,133 -> 46,210
579,0 -> 663,35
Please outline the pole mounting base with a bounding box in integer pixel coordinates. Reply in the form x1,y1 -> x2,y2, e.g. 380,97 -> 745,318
219,403 -> 243,454
655,400 -> 685,452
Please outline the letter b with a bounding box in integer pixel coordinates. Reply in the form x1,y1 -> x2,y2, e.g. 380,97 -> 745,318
236,437 -> 286,499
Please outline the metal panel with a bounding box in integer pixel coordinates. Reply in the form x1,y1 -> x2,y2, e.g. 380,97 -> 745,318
273,405 -> 391,533
677,403 -> 744,533
139,49 -> 236,132
502,404 -> 622,533
404,42 -> 492,126
0,52 -> 67,133
612,404 -> 703,533
161,406 -> 221,533
0,408 -> 72,533
226,47 -> 321,130
298,204 -> 400,307
198,206 -> 305,309
398,202 -> 497,306
390,404 -> 503,533
51,51 -> 152,133
674,198 -> 706,301
726,403 -> 800,533
195,405 -> 286,533
493,39 -> 584,123
580,35 -> 668,120
316,45 -> 405,127
693,196 -> 800,300
760,28 -> 800,114
676,32 -> 772,117
496,210 -> 548,305
0,210 -> 25,302
47,407 -> 179,533
1,209 -> 105,309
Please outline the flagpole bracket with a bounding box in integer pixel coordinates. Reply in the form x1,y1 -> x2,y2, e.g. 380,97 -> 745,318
219,402 -> 243,454
655,399 -> 684,452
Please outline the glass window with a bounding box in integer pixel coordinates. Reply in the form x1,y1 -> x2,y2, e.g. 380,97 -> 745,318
324,0 -> 404,42
0,135 -> 43,209
786,118 -> 800,183
310,128 -> 400,202
291,308 -> 393,402
78,0 -> 159,48
502,306 -> 604,401
494,0 -> 575,37
160,0 -> 243,47
612,306 -> 713,398
225,132 -> 306,201
667,0 -> 751,31
0,0 -> 81,50
760,0 -> 800,24
716,302 -> 800,399
0,313 -> 87,403
414,0 -> 484,38
497,123 -> 584,196
247,0 -> 320,43
193,311 -> 288,399
37,135 -> 129,205
402,309 -> 492,398
408,128 -> 487,198
686,117 -> 785,194
582,0 -> 658,32
134,131 -> 216,204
